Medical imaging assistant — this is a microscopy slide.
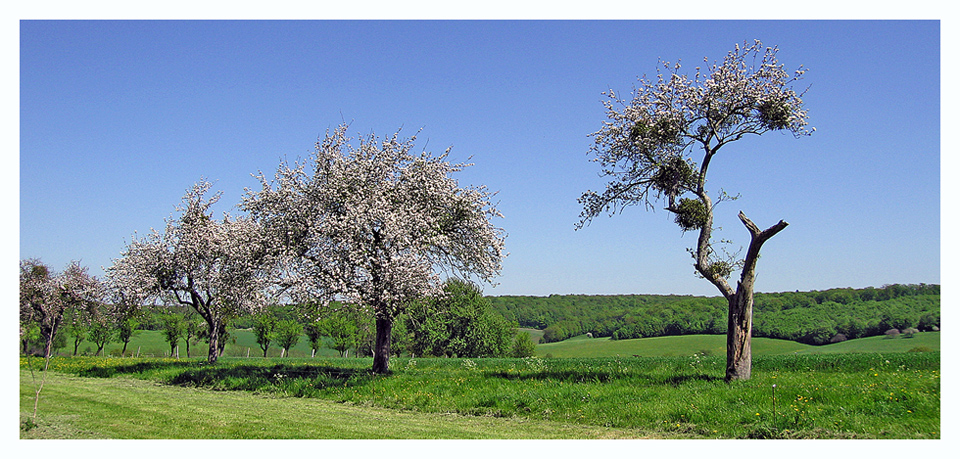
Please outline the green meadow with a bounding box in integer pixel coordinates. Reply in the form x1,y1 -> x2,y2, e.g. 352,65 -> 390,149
21,332 -> 940,439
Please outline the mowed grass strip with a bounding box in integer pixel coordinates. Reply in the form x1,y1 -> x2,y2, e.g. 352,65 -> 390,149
19,369 -> 651,439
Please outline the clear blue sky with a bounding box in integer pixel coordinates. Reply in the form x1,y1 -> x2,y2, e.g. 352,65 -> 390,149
18,19 -> 941,297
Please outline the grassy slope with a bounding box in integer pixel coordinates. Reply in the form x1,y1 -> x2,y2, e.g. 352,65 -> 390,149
536,333 -> 940,358
519,327 -> 544,344
19,369 -> 649,439
791,333 -> 940,354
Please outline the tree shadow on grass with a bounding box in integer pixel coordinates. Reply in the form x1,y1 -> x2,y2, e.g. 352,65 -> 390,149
168,364 -> 372,390
77,360 -> 197,378
660,373 -> 722,386
489,369 -> 721,387
77,361 -> 373,391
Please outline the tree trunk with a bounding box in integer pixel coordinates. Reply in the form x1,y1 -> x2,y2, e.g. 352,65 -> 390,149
205,319 -> 220,364
372,316 -> 393,374
39,318 -> 59,359
724,212 -> 788,382
43,322 -> 58,360
725,288 -> 753,381
217,324 -> 228,357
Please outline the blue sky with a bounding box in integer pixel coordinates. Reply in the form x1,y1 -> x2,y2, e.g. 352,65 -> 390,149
18,19 -> 941,297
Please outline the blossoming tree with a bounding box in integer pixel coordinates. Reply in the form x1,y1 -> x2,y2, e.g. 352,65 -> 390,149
242,125 -> 506,373
108,180 -> 276,364
578,40 -> 812,381
20,259 -> 101,360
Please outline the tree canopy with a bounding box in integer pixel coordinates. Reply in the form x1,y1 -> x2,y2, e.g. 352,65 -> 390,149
107,180 -> 279,363
242,125 -> 506,373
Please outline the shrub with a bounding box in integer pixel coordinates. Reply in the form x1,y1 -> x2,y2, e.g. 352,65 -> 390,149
512,332 -> 536,358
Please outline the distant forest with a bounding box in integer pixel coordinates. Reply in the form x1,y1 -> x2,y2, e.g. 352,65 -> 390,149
488,284 -> 940,345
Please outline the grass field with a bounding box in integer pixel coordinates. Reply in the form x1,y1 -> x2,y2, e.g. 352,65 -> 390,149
21,343 -> 940,439
63,328 -> 941,360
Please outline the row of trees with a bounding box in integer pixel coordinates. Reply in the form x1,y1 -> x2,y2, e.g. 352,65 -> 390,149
489,284 -> 940,345
93,125 -> 507,373
21,260 -> 529,361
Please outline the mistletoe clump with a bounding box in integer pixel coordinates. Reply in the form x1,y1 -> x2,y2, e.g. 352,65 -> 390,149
651,156 -> 698,199
673,197 -> 708,231
757,98 -> 794,130
706,260 -> 734,279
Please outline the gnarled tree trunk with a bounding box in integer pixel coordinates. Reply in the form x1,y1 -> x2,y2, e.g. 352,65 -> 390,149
725,287 -> 754,381
724,212 -> 788,382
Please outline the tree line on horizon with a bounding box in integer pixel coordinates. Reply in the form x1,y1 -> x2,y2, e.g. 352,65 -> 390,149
488,283 -> 940,345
